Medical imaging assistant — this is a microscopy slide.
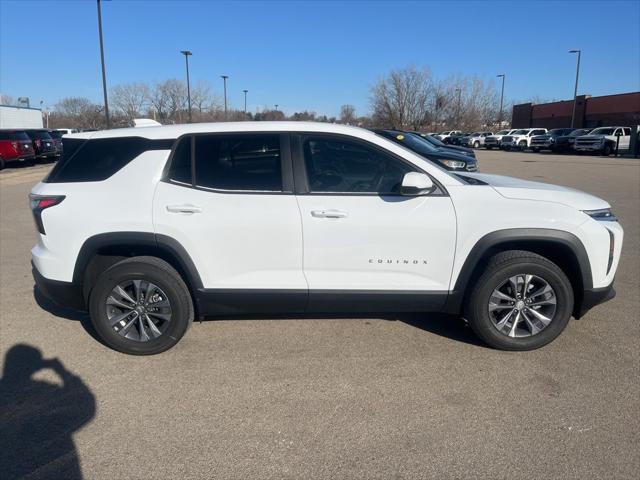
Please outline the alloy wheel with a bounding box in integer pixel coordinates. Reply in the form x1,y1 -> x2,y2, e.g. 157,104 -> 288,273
488,274 -> 557,338
105,280 -> 172,342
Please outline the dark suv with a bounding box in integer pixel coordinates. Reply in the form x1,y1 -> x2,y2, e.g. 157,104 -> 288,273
374,130 -> 478,171
24,129 -> 57,162
0,130 -> 36,169
47,130 -> 64,158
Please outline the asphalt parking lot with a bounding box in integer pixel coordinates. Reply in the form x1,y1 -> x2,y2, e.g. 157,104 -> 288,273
1,150 -> 639,479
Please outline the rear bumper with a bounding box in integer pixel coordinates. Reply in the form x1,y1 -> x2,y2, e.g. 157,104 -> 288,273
574,283 -> 616,319
32,263 -> 86,311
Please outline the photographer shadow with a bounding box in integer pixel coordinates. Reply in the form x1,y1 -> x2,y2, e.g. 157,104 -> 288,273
0,344 -> 96,480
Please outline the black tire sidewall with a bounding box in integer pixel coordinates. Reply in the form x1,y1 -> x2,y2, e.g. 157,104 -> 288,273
89,261 -> 192,355
468,260 -> 573,351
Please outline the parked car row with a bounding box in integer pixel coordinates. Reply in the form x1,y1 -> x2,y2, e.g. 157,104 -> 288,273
433,126 -> 633,156
0,129 -> 66,169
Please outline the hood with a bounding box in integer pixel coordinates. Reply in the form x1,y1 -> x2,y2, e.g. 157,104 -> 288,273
577,134 -> 605,139
460,173 -> 610,210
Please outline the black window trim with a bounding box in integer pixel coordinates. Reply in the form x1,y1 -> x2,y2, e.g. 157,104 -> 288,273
162,131 -> 294,195
290,132 -> 448,197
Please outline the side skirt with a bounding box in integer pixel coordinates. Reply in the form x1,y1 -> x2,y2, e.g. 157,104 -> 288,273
195,288 -> 448,317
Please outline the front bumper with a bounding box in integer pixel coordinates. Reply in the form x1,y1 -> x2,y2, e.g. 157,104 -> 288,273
575,283 -> 616,319
32,263 -> 86,311
574,145 -> 602,151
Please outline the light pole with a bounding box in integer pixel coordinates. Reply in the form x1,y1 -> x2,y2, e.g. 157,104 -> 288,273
243,89 -> 248,115
96,0 -> 110,128
455,88 -> 461,127
569,49 -> 582,128
221,75 -> 228,119
180,50 -> 192,123
497,74 -> 505,126
275,104 -> 279,111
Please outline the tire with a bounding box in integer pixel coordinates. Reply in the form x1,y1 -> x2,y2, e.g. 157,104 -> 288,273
602,144 -> 612,156
88,256 -> 194,355
464,250 -> 574,351
532,147 -> 539,153
473,141 -> 480,149
486,146 -> 492,150
0,156 -> 4,170
518,140 -> 528,150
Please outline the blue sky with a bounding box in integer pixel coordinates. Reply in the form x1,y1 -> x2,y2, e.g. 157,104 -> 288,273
1,0 -> 639,116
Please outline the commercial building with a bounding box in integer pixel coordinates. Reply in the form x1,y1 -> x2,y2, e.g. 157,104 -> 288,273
512,92 -> 640,129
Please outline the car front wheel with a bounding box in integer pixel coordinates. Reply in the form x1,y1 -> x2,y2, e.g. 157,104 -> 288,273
464,250 -> 574,351
89,256 -> 193,355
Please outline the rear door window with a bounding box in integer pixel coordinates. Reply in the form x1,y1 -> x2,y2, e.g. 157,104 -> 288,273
192,134 -> 283,191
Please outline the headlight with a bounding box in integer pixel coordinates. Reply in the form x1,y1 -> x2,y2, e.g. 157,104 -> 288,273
549,137 -> 555,143
441,160 -> 466,169
583,208 -> 617,221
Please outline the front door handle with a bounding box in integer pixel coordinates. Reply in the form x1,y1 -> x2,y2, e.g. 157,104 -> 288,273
166,204 -> 202,214
311,209 -> 348,219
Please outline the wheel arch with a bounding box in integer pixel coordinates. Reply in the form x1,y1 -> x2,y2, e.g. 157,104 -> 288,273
444,229 -> 592,318
74,232 -> 203,310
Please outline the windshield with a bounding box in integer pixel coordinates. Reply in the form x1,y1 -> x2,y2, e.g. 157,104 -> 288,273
27,130 -> 53,140
569,129 -> 589,137
590,127 -> 615,135
421,134 -> 445,147
0,131 -> 30,141
48,131 -> 63,139
512,129 -> 528,135
496,130 -> 509,135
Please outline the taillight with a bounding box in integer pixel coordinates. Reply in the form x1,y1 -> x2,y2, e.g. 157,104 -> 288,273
29,194 -> 65,234
11,141 -> 18,150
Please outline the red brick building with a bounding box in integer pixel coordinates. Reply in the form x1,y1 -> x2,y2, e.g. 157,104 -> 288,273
512,92 -> 640,129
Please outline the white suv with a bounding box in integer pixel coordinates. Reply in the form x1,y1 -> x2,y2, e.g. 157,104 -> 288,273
31,122 -> 623,355
501,128 -> 548,150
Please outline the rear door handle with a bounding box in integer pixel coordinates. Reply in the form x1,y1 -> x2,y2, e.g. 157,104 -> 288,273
166,204 -> 202,214
311,209 -> 348,219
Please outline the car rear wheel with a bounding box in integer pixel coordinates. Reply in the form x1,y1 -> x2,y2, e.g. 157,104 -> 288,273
89,256 -> 193,355
464,250 -> 574,351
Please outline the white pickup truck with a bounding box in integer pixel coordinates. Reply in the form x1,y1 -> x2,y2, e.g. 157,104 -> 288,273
573,126 -> 632,156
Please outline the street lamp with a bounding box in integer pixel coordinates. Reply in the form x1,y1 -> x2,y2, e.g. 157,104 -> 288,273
221,75 -> 229,119
243,90 -> 248,115
569,49 -> 582,128
497,74 -> 505,126
455,88 -> 461,127
180,50 -> 192,123
275,104 -> 279,111
96,0 -> 110,128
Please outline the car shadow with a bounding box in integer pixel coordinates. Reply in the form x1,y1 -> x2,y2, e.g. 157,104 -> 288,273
0,344 -> 96,479
32,286 -> 104,346
33,285 -> 484,349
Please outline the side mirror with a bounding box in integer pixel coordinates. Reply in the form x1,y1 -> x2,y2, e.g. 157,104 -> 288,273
401,172 -> 435,196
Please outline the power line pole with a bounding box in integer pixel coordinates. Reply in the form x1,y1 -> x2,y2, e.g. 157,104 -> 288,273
243,89 -> 248,115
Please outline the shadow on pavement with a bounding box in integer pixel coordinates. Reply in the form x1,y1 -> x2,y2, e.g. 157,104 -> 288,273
33,286 -> 104,346
33,283 -> 484,349
0,344 -> 96,480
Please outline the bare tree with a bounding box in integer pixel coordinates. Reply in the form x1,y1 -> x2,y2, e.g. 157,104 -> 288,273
110,82 -> 149,121
370,66 -> 434,129
0,94 -> 17,106
51,97 -> 105,129
339,104 -> 357,124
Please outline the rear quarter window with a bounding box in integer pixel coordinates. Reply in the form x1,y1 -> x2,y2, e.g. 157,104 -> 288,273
45,136 -> 174,183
